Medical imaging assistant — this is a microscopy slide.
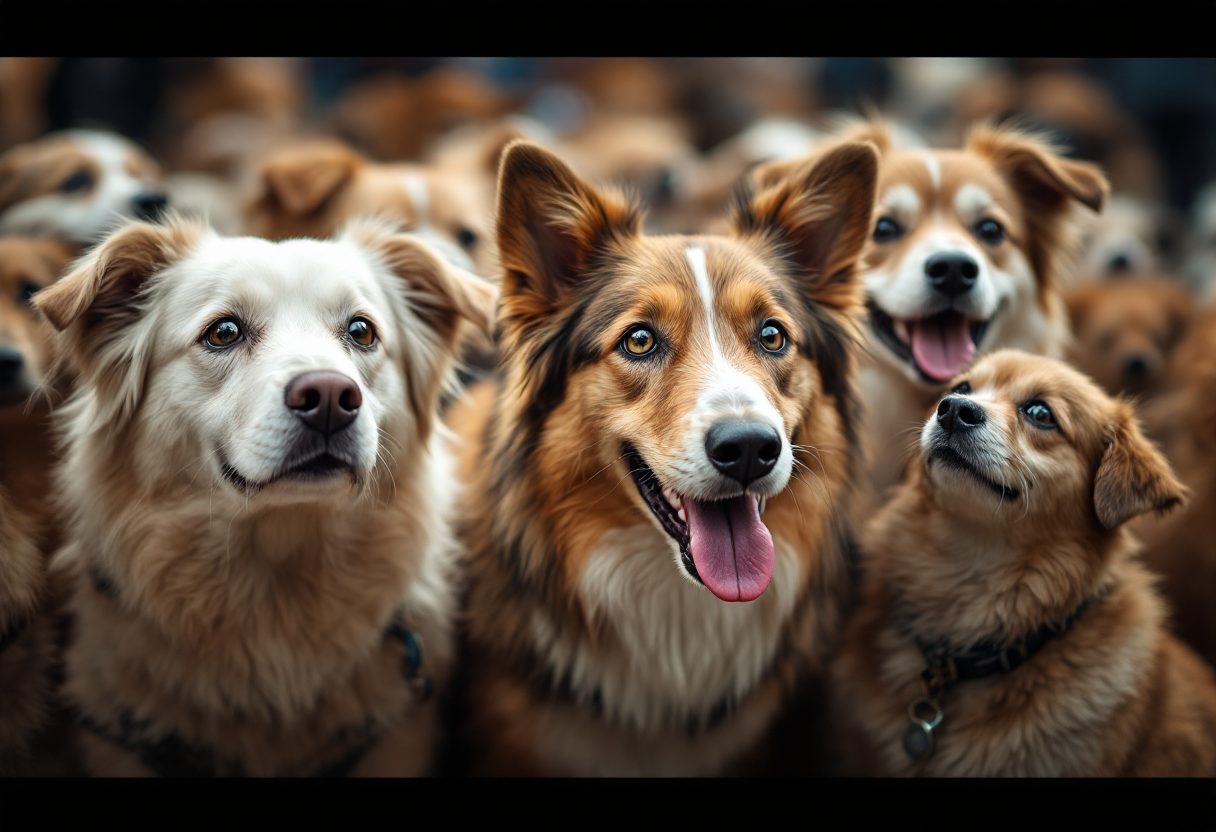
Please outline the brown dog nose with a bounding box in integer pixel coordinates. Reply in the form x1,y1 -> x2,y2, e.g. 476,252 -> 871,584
285,371 -> 362,435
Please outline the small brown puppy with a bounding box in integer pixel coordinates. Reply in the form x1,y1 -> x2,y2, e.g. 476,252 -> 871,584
244,139 -> 496,278
1138,309 -> 1216,667
1066,276 -> 1195,398
0,236 -> 75,527
831,350 -> 1216,776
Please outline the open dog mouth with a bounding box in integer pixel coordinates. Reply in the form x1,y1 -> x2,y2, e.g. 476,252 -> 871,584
220,450 -> 356,493
624,445 -> 774,603
928,444 -> 1019,500
869,303 -> 993,383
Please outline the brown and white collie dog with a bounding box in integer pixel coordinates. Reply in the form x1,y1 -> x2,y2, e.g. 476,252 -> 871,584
845,121 -> 1109,493
447,137 -> 879,775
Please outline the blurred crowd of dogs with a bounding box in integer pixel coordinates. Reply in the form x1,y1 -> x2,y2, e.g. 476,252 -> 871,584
1,57 -> 1215,777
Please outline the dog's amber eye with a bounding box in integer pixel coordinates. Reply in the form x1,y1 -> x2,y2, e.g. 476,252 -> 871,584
1022,399 -> 1057,429
622,326 -> 656,356
951,380 -> 971,395
204,318 -> 243,349
873,216 -> 901,243
17,279 -> 40,305
975,218 -> 1005,245
348,318 -> 377,348
759,321 -> 786,353
59,169 -> 93,194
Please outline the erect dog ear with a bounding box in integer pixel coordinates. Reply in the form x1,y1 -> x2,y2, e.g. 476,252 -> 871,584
968,124 -> 1109,215
1093,405 -> 1189,530
32,216 -> 204,426
494,140 -> 642,308
732,139 -> 879,312
257,141 -> 363,216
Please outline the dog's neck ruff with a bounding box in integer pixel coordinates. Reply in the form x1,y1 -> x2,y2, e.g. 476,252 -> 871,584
83,568 -> 431,777
891,586 -> 1105,762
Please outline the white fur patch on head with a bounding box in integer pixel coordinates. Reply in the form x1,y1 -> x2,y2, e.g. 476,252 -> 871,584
882,184 -> 922,226
401,172 -> 430,228
668,245 -> 791,501
954,183 -> 993,223
921,153 -> 941,192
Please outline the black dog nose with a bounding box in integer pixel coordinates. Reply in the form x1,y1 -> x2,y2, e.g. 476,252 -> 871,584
132,192 -> 168,221
936,395 -> 985,433
705,420 -> 782,486
0,346 -> 24,387
1108,253 -> 1132,272
285,371 -> 362,435
925,252 -> 980,298
1123,355 -> 1150,382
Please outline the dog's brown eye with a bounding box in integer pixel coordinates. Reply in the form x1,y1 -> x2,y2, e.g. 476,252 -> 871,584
348,317 -> 376,348
1022,399 -> 1056,429
456,227 -> 478,250
873,216 -> 902,243
204,318 -> 243,348
59,169 -> 93,194
17,279 -> 40,305
622,326 -> 656,357
975,218 -> 1005,245
759,321 -> 786,353
951,380 -> 971,395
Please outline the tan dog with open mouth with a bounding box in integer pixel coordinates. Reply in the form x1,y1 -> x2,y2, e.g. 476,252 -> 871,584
447,137 -> 878,775
830,350 -> 1216,776
0,130 -> 169,247
848,121 -> 1109,493
33,213 -> 495,776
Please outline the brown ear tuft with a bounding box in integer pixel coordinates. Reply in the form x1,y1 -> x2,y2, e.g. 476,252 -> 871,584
734,139 -> 879,311
1093,406 -> 1189,529
495,140 -> 642,306
259,142 -> 362,215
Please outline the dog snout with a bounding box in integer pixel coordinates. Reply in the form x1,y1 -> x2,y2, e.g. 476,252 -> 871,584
925,252 -> 979,298
0,345 -> 24,388
285,371 -> 362,436
936,395 -> 985,434
1122,354 -> 1152,384
705,419 -> 781,487
132,192 -> 169,221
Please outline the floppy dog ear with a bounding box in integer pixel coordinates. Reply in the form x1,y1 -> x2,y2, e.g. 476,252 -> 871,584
32,216 -> 204,426
346,218 -> 498,438
1093,407 -> 1189,530
495,140 -> 642,309
733,139 -> 879,312
968,124 -> 1109,214
258,142 -> 362,215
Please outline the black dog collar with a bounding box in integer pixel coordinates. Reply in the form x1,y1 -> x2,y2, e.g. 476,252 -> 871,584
895,591 -> 1103,762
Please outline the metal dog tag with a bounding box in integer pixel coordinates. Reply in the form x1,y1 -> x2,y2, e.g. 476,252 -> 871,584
903,696 -> 943,761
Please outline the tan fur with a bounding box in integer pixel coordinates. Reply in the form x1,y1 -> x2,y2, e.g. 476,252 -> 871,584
451,138 -> 878,774
1065,276 -> 1195,399
0,481 -> 60,774
35,214 -> 495,776
1137,310 -> 1216,667
245,138 -> 498,279
831,350 -> 1216,776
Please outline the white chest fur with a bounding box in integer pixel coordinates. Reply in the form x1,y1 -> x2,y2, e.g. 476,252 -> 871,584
530,524 -> 802,736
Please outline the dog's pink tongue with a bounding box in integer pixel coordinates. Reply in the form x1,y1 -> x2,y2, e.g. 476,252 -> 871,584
684,495 -> 774,602
909,314 -> 975,381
